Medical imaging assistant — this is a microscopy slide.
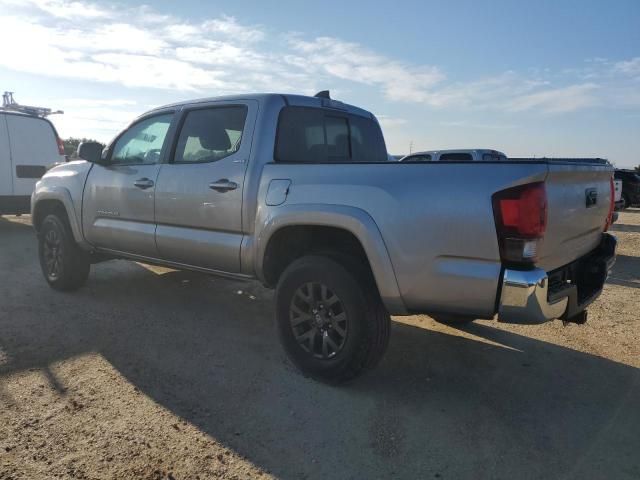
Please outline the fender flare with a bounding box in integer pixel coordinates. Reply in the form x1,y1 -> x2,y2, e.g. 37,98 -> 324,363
31,187 -> 87,247
254,203 -> 407,315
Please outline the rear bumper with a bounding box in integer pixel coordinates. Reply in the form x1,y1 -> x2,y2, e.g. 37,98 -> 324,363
498,233 -> 617,324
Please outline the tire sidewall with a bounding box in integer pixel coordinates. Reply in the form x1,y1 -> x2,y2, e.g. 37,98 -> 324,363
39,215 -> 68,284
38,214 -> 88,290
276,256 -> 369,380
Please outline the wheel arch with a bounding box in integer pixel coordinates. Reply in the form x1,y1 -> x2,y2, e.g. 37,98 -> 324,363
32,187 -> 85,245
255,204 -> 407,314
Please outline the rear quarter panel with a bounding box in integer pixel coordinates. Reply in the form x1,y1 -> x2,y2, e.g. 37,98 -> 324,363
256,162 -> 548,317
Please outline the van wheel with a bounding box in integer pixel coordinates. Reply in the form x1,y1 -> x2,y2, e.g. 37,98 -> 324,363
38,214 -> 90,291
276,255 -> 390,383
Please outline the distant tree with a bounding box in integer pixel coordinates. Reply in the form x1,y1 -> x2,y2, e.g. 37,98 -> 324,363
62,137 -> 101,158
635,164 -> 640,172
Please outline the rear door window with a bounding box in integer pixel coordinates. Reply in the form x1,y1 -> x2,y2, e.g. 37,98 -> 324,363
275,106 -> 387,163
173,106 -> 248,164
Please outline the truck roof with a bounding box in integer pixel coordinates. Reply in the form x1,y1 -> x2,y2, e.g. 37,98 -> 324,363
148,93 -> 375,120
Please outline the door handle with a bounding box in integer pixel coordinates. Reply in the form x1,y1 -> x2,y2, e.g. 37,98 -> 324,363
209,179 -> 238,192
134,178 -> 154,189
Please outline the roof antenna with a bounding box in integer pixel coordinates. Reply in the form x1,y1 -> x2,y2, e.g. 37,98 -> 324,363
314,90 -> 331,99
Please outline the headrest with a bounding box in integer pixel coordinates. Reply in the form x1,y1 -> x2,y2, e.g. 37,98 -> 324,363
198,124 -> 231,151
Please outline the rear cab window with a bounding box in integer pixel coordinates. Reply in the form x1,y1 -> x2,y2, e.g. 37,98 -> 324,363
275,106 -> 388,163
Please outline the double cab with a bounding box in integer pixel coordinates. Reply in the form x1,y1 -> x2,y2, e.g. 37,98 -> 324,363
32,92 -> 616,382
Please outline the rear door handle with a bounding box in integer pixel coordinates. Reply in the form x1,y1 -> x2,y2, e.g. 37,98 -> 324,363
209,179 -> 238,192
134,178 -> 154,189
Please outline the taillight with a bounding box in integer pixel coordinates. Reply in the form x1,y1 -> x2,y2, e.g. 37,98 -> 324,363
604,175 -> 614,231
56,136 -> 65,156
492,182 -> 547,264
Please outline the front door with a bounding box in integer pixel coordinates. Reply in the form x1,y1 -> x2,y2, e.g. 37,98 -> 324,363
154,101 -> 256,273
82,112 -> 174,257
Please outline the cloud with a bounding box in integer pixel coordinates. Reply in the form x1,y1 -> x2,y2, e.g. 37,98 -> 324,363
614,57 -> 640,76
0,0 -> 637,121
19,0 -> 112,19
439,121 -> 516,130
287,36 -> 445,103
507,83 -> 601,113
376,116 -> 408,128
0,1 -> 276,92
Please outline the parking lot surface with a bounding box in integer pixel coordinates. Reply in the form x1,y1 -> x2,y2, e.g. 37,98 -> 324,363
1,212 -> 639,479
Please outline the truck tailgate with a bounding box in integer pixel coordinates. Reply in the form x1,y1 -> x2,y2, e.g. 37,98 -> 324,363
538,162 -> 612,271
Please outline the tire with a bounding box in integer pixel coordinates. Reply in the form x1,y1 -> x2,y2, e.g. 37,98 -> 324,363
276,255 -> 390,383
38,214 -> 90,291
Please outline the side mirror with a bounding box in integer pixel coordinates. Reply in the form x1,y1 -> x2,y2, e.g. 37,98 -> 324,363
77,142 -> 105,163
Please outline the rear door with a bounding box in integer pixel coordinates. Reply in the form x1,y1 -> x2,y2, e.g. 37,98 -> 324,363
5,114 -> 62,195
538,163 -> 613,270
82,112 -> 174,257
0,114 -> 11,195
154,100 -> 256,273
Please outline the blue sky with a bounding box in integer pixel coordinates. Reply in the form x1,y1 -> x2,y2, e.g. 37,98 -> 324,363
1,0 -> 638,166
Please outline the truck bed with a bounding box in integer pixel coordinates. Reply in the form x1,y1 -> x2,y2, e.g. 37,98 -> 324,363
258,159 -> 613,317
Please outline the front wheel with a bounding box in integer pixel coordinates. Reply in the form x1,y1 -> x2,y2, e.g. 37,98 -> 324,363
276,255 -> 390,383
38,214 -> 90,291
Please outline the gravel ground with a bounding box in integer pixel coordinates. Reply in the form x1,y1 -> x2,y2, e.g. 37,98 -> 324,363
1,211 -> 639,479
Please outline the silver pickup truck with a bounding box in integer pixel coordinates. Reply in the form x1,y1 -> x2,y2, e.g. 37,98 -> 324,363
32,92 -> 617,382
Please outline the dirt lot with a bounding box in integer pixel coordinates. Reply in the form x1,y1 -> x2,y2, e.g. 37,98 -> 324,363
1,211 -> 639,480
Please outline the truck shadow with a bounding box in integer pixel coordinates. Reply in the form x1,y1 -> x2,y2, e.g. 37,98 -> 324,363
611,223 -> 640,234
607,254 -> 640,289
1,252 -> 639,479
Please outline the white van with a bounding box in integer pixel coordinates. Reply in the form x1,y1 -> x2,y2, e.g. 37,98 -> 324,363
1,112 -> 66,215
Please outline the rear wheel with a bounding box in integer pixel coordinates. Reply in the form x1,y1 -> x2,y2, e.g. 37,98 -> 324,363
38,214 -> 90,291
276,255 -> 390,383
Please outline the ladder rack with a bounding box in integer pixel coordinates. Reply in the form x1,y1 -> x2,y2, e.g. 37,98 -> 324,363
1,91 -> 63,117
